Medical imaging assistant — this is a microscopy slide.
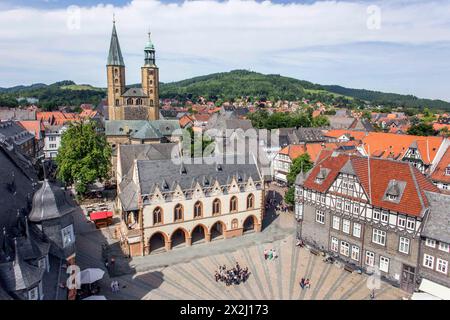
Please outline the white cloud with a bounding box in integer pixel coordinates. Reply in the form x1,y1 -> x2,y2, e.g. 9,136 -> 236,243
0,0 -> 449,100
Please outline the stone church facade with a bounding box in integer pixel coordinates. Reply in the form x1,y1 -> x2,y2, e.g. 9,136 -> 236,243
106,21 -> 160,121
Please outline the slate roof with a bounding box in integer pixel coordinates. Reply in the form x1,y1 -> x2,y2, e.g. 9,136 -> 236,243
0,241 -> 44,292
423,191 -> 450,244
28,180 -> 74,223
119,143 -> 179,179
105,120 -> 180,138
107,22 -> 125,66
137,155 -> 262,195
301,153 -> 439,217
0,121 -> 34,146
0,144 -> 38,232
122,88 -> 146,98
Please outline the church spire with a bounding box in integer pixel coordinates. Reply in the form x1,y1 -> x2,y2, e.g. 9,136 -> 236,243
107,19 -> 125,66
144,30 -> 156,66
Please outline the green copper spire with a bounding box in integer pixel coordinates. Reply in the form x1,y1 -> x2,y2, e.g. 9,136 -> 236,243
144,31 -> 156,66
107,20 -> 125,66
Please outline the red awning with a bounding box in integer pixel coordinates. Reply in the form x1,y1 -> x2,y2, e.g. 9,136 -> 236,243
90,211 -> 113,221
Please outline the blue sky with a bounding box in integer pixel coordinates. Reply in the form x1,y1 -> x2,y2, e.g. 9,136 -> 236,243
1,0 -> 450,101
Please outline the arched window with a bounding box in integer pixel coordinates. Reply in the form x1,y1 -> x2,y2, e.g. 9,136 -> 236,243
114,68 -> 118,75
115,88 -> 119,94
150,89 -> 153,94
247,194 -> 255,209
136,98 -> 142,105
114,79 -> 118,84
153,207 -> 162,225
115,99 -> 120,106
174,204 -> 183,222
150,99 -> 154,106
230,196 -> 238,212
194,201 -> 203,218
231,219 -> 238,229
150,80 -> 153,85
212,199 -> 221,215
127,98 -> 133,105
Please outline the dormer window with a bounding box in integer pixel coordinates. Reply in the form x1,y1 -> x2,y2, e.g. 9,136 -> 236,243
384,179 -> 405,203
315,168 -> 329,184
445,166 -> 450,176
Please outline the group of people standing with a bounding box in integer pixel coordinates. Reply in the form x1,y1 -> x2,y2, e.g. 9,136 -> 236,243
215,263 -> 250,286
110,280 -> 120,293
263,248 -> 278,260
299,278 -> 311,290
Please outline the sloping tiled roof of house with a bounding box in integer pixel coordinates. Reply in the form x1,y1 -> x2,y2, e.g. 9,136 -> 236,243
17,120 -> 45,140
361,133 -> 443,165
279,143 -> 338,162
301,153 -> 439,217
430,146 -> 450,184
179,115 -> 194,128
324,129 -> 367,141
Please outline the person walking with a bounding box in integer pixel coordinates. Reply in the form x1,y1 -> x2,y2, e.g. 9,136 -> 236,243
263,249 -> 268,260
272,249 -> 278,259
268,249 -> 273,260
300,278 -> 305,289
305,279 -> 311,289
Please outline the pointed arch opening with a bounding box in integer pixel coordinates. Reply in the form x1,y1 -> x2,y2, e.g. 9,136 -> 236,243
171,228 -> 188,249
230,196 -> 238,213
243,215 -> 257,234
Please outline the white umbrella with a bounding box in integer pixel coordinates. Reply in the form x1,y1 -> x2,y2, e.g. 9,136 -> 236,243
83,295 -> 107,301
80,268 -> 105,284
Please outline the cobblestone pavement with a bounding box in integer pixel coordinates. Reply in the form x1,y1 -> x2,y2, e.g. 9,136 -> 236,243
73,187 -> 410,301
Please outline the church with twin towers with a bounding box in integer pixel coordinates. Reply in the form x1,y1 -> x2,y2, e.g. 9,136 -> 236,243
106,21 -> 160,121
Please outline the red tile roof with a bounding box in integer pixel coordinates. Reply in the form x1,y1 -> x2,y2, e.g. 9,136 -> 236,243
279,143 -> 339,162
430,146 -> 450,184
18,120 -> 45,139
362,133 -> 443,165
302,153 -> 439,217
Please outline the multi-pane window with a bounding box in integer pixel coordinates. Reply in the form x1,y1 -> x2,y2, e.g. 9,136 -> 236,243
174,204 -> 183,221
332,216 -> 340,230
316,210 -> 325,224
340,241 -> 350,257
344,203 -> 351,212
426,239 -> 436,248
247,194 -> 255,209
406,218 -> 415,231
194,201 -> 203,218
230,196 -> 238,212
343,219 -> 350,234
379,256 -> 390,273
353,206 -> 360,214
320,195 -> 326,204
353,223 -> 361,238
438,242 -> 449,252
436,259 -> 448,274
231,219 -> 238,229
423,254 -> 434,269
397,215 -> 406,228
337,199 -> 342,209
331,237 -> 338,252
373,209 -> 381,221
399,237 -> 410,254
372,229 -> 386,246
381,211 -> 389,223
28,287 -> 39,300
351,246 -> 360,261
153,207 -> 162,225
61,225 -> 75,248
365,251 -> 375,267
212,199 -> 221,215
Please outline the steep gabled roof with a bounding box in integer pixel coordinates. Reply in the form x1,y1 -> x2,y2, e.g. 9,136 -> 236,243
430,146 -> 450,184
107,22 -> 125,66
302,153 -> 439,217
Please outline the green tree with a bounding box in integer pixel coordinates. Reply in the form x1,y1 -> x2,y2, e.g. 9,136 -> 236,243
407,122 -> 437,136
285,153 -> 313,206
56,121 -> 112,196
311,115 -> 330,127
